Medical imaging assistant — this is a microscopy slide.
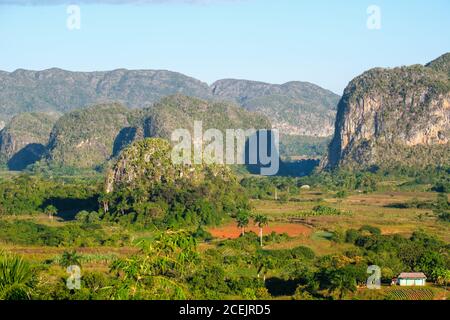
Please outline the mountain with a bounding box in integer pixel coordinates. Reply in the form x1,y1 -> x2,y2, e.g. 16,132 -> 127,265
103,138 -> 246,228
46,103 -> 139,169
105,138 -> 235,194
0,112 -> 60,170
211,79 -> 340,137
0,68 -> 212,125
325,53 -> 450,170
0,67 -> 342,165
0,68 -> 339,145
143,94 -> 271,139
44,95 -> 271,170
426,52 -> 450,77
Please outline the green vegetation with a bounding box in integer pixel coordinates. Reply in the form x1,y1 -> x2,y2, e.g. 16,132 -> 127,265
46,103 -> 137,169
103,138 -> 249,229
279,135 -> 331,159
0,251 -> 35,300
327,54 -> 450,171
59,250 -> 82,268
254,215 -> 269,247
426,52 -> 450,77
0,112 -> 59,170
301,205 -> 343,217
235,211 -> 250,236
240,176 -> 301,200
344,229 -> 449,282
0,168 -> 448,300
17,95 -> 271,171
144,95 -> 270,140
0,68 -> 213,126
211,79 -> 340,137
0,174 -> 100,216
0,54 -> 449,301
386,287 -> 436,300
0,220 -> 129,247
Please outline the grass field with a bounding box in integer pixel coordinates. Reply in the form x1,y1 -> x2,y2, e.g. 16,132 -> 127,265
247,189 -> 450,251
0,184 -> 448,300
3,189 -> 447,260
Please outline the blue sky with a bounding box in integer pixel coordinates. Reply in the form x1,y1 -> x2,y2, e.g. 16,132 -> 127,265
0,0 -> 449,94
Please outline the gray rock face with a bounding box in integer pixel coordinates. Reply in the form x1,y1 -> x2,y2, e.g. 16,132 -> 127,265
325,54 -> 450,170
0,68 -> 212,124
211,79 -> 340,137
44,95 -> 271,169
0,68 -> 340,139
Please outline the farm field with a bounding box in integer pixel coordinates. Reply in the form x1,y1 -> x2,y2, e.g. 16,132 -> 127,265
352,286 -> 448,300
0,172 -> 448,300
208,222 -> 312,240
250,190 -> 450,246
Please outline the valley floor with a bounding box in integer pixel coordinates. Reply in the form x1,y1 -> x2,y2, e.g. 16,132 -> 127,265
1,186 -> 448,300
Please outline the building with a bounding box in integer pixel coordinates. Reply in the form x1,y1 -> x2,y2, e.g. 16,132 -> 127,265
396,273 -> 427,286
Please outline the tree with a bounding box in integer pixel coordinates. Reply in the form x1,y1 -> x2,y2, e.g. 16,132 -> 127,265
256,256 -> 273,283
44,205 -> 57,221
99,192 -> 112,213
0,252 -> 34,300
293,285 -> 315,300
75,210 -> 90,223
110,230 -> 199,299
254,215 -> 269,247
60,250 -> 82,268
328,267 -> 357,299
336,190 -> 348,199
417,251 -> 446,281
236,211 -> 250,236
436,193 -> 449,210
356,173 -> 378,192
434,269 -> 450,287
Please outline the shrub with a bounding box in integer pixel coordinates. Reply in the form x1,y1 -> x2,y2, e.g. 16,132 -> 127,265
345,229 -> 360,243
0,252 -> 34,300
359,225 -> 381,235
192,227 -> 213,242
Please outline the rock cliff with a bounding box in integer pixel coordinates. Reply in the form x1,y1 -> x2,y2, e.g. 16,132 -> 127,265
325,53 -> 450,170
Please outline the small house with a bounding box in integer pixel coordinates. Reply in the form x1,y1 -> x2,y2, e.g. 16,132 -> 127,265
396,273 -> 427,286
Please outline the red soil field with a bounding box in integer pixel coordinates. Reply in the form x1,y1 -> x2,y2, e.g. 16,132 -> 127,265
208,222 -> 312,239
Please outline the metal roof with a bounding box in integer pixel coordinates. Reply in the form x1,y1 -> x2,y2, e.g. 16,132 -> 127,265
398,272 -> 427,279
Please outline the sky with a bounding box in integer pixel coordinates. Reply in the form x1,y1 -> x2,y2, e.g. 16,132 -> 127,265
0,0 -> 449,94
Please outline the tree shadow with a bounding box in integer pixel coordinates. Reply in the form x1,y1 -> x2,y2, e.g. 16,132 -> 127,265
112,127 -> 138,157
277,159 -> 320,177
265,277 -> 301,297
7,143 -> 46,171
40,195 -> 99,221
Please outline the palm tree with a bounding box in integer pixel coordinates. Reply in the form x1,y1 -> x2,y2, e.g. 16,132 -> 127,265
257,257 -> 273,283
111,230 -> 198,299
329,269 -> 357,299
59,250 -> 82,268
44,205 -> 57,221
99,192 -> 112,213
116,198 -> 129,216
254,215 -> 269,247
0,252 -> 34,300
236,212 -> 250,236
